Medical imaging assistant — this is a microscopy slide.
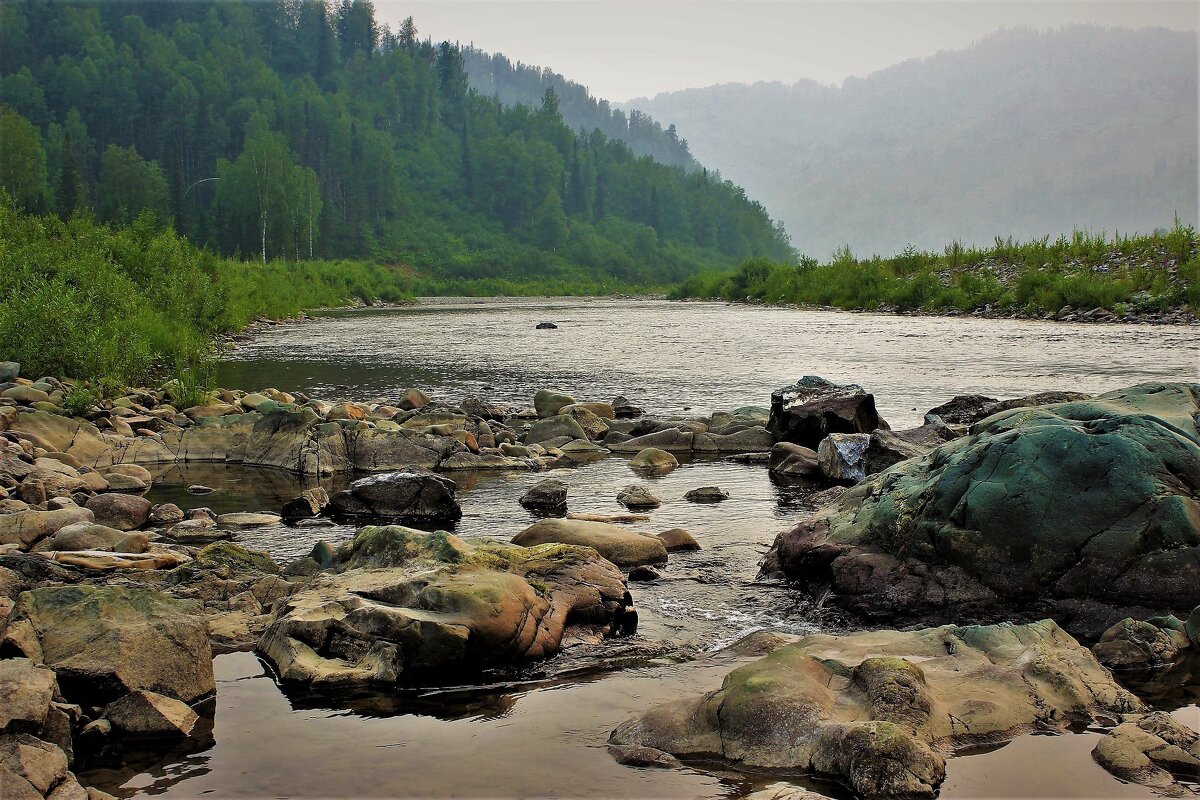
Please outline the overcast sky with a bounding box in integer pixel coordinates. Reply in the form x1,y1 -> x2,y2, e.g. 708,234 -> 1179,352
375,1 -> 1198,102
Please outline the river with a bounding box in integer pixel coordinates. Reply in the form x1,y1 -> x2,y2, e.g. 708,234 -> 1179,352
83,298 -> 1197,799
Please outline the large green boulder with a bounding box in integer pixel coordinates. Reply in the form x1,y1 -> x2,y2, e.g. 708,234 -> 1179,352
763,383 -> 1200,633
257,525 -> 633,687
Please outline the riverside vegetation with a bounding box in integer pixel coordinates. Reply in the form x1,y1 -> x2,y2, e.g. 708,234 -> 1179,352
673,221 -> 1200,321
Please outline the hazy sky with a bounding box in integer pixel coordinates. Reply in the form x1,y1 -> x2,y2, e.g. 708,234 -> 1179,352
376,1 -> 1198,102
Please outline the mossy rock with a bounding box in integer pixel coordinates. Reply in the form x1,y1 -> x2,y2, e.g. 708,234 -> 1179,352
195,541 -> 279,574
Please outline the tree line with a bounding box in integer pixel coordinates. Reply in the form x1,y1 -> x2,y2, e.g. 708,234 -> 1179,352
0,0 -> 794,284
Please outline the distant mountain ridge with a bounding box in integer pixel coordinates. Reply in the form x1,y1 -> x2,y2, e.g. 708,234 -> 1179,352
462,46 -> 698,171
624,26 -> 1198,259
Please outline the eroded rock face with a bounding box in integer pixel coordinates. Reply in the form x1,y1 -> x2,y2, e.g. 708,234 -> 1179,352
767,376 -> 888,449
610,620 -> 1138,799
0,585 -> 214,705
763,383 -> 1200,632
258,526 -> 633,686
329,471 -> 462,523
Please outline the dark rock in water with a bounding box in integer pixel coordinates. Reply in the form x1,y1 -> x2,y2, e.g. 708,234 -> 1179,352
281,487 -> 330,520
1093,616 -> 1190,671
762,383 -> 1200,633
535,321 -> 558,329
864,427 -> 948,475
627,565 -> 662,582
519,478 -> 568,514
611,396 -> 644,419
767,376 -> 888,449
926,394 -> 999,425
329,471 -> 461,523
258,525 -> 633,686
617,484 -> 662,511
683,486 -> 729,504
608,744 -> 679,768
767,442 -> 821,477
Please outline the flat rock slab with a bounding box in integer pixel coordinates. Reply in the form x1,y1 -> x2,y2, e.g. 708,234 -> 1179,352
514,518 -> 668,567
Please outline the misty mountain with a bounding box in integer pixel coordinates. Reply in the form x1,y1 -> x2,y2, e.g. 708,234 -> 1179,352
625,26 -> 1198,259
461,46 -> 698,171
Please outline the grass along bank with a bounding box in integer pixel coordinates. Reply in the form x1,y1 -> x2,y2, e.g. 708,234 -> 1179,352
671,221 -> 1200,321
0,201 -> 666,387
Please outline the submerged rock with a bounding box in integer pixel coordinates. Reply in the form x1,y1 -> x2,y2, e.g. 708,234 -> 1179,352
258,525 -> 633,686
519,478 -> 568,514
616,484 -> 662,511
610,620 -> 1137,799
767,376 -> 888,449
683,486 -> 728,503
762,383 -> 1200,633
628,447 -> 678,474
513,518 -> 668,567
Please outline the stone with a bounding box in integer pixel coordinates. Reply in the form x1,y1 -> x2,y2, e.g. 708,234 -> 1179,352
84,494 -> 150,531
104,464 -> 152,484
398,388 -> 431,411
0,659 -> 56,733
562,402 -> 614,420
627,447 -> 678,475
1093,711 -> 1200,794
148,503 -> 185,525
187,484 -> 214,495
525,414 -> 587,446
611,396 -> 643,419
100,472 -> 147,493
0,734 -> 68,795
31,522 -> 128,553
215,512 -> 282,527
767,376 -> 889,449
519,479 -> 568,514
0,507 -> 94,550
0,362 -> 18,383
863,428 -> 937,475
558,406 -> 609,439
513,518 -> 667,568
258,525 -> 633,686
683,486 -> 728,504
616,485 -> 662,511
767,442 -> 821,477
103,690 -> 199,737
762,383 -> 1200,632
460,397 -> 508,421
608,428 -> 694,454
533,390 -> 577,419
656,528 -> 700,552
238,393 -> 272,411
1092,617 -> 1190,670
193,541 -> 279,574
611,620 -> 1138,799
816,432 -> 871,482
280,487 -> 330,519
535,321 -> 558,329
925,395 -> 1000,426
326,402 -> 366,421
1,387 -> 50,405
627,565 -> 662,582
329,471 -> 461,523
0,585 -> 214,705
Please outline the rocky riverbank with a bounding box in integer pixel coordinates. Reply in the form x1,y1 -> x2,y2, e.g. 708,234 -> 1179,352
3,357 -> 1200,799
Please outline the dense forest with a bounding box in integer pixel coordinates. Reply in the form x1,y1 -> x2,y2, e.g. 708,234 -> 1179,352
461,47 -> 698,171
629,26 -> 1197,259
0,0 -> 793,285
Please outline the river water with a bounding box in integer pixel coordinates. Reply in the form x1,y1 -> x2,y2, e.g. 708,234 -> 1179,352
85,299 -> 1197,799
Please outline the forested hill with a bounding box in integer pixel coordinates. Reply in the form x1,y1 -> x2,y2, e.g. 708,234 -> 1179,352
461,47 -> 698,171
627,26 -> 1197,260
0,0 -> 793,286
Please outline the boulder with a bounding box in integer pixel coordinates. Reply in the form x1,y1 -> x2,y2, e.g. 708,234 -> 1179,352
761,383 -> 1200,632
683,486 -> 728,504
562,402 -> 614,420
656,528 -> 700,552
148,503 -> 185,526
0,734 -> 68,796
398,388 -> 430,411
0,362 -> 18,383
0,585 -> 214,705
104,464 -> 152,484
513,519 -> 668,568
519,479 -> 568,514
0,659 -> 56,734
767,376 -> 888,449
1092,617 -> 1191,670
1,387 -> 50,405
102,690 -> 198,737
1093,712 -> 1200,794
558,406 -> 609,439
694,427 -> 774,454
329,471 -> 461,523
925,395 -> 999,426
461,397 -> 508,421
608,428 -> 693,453
767,442 -> 821,477
863,428 -> 939,475
628,447 -> 678,475
280,487 -> 330,520
0,508 -> 94,550
84,494 -> 151,531
535,321 -> 558,330
258,525 -> 633,685
610,620 -> 1138,799
816,433 -> 871,482
524,415 -> 587,446
31,522 -> 128,553
611,396 -> 643,419
616,485 -> 662,511
534,390 -> 576,419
